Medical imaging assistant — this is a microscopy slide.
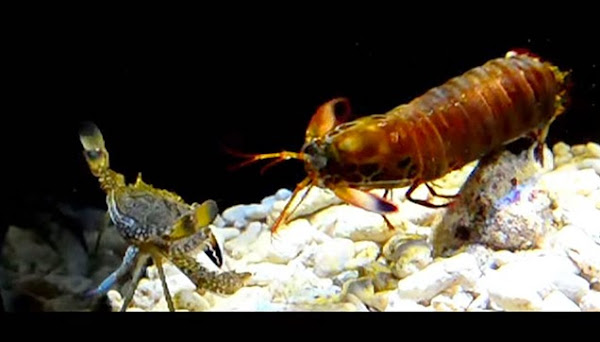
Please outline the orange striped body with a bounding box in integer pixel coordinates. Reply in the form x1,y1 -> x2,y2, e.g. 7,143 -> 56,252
232,51 -> 570,234
308,52 -> 569,190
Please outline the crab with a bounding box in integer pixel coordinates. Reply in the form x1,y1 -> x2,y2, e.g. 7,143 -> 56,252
79,122 -> 251,311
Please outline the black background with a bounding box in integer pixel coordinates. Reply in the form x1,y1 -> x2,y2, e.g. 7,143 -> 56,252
4,17 -> 599,220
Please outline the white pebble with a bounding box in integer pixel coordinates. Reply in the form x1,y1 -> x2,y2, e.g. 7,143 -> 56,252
244,204 -> 269,221
212,215 -> 226,228
491,250 -> 517,268
552,273 -> 590,303
587,142 -> 600,158
132,279 -> 161,310
269,187 -> 342,225
553,141 -> 571,158
146,262 -> 182,280
431,290 -> 474,312
488,279 -> 544,311
548,225 -> 600,257
243,263 -> 295,286
552,196 -> 600,239
577,159 -> 600,175
543,225 -> 600,286
150,298 -> 171,311
275,188 -> 292,201
341,278 -> 386,311
354,240 -> 381,255
345,241 -> 380,270
571,144 -> 588,156
485,255 -> 580,311
107,290 -> 123,312
164,274 -> 196,296
386,292 -> 433,311
286,302 -> 359,311
224,221 -> 263,259
267,219 -> 316,264
312,205 -> 396,243
541,167 -> 600,194
467,292 -> 490,311
332,270 -> 359,287
221,204 -> 248,227
313,238 -> 355,277
578,291 -> 600,311
392,240 -> 433,279
235,230 -> 272,264
311,229 -> 333,244
270,268 -> 340,304
209,287 -> 274,311
174,289 -> 211,311
541,291 -> 580,311
343,293 -> 371,312
260,195 -> 277,211
211,227 -> 241,244
288,242 -> 319,268
396,253 -> 481,302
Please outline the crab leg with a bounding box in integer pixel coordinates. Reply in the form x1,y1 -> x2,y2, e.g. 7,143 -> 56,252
150,251 -> 175,312
120,252 -> 150,312
84,245 -> 139,298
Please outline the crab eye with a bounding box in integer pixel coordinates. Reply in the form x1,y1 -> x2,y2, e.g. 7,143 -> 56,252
85,149 -> 103,161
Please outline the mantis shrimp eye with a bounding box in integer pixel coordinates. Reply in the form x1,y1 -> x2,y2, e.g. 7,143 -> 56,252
302,142 -> 328,170
302,141 -> 318,156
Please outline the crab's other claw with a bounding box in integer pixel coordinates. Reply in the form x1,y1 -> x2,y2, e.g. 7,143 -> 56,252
169,252 -> 251,295
202,232 -> 223,268
167,200 -> 223,267
169,200 -> 219,240
79,121 -> 110,177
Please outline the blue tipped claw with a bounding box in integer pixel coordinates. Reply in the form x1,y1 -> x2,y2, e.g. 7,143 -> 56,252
83,245 -> 140,298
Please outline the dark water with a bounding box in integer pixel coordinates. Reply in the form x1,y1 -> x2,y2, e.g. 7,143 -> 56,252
5,31 -> 598,214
